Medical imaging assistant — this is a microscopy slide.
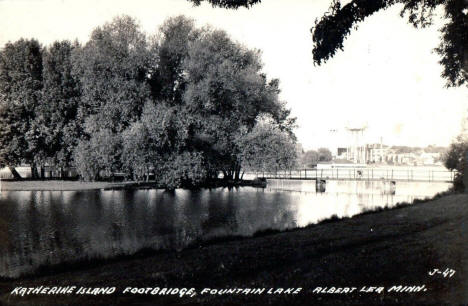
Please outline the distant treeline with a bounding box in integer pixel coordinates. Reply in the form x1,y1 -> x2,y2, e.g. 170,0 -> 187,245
299,148 -> 333,168
389,145 -> 447,154
0,15 -> 297,188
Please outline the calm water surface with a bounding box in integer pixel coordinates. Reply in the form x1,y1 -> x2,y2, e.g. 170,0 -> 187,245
0,180 -> 450,278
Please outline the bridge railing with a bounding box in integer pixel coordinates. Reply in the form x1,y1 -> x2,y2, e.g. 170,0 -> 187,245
252,168 -> 455,182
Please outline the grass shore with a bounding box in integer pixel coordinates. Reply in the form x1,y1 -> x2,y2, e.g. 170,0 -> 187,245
0,192 -> 467,305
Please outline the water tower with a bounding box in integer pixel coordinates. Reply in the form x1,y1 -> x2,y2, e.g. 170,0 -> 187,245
345,122 -> 368,164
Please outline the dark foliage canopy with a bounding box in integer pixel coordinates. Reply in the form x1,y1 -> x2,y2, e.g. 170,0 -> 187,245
0,39 -> 43,167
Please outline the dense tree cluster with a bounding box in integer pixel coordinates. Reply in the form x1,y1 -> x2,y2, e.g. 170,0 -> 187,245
0,15 -> 297,187
0,39 -> 44,179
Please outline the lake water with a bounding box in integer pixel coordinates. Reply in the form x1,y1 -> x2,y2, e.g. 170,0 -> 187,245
0,180 -> 451,278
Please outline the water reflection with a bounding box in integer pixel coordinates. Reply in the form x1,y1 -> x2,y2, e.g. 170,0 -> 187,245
0,180 -> 450,278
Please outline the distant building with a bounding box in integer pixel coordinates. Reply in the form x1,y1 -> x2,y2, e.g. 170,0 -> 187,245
336,147 -> 348,159
367,144 -> 389,163
420,152 -> 441,165
332,143 -> 443,166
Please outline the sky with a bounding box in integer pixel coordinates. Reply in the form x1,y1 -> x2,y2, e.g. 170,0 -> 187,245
0,0 -> 467,150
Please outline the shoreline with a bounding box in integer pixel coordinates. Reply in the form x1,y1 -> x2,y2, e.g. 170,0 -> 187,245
0,192 -> 467,305
0,178 -> 267,191
0,180 -> 111,191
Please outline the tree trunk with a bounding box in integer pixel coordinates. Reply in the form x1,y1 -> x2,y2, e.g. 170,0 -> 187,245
31,163 -> 39,179
40,166 -> 45,179
234,167 -> 241,181
94,170 -> 101,182
8,166 -> 22,180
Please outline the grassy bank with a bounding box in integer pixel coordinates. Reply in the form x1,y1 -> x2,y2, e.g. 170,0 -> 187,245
0,193 -> 466,305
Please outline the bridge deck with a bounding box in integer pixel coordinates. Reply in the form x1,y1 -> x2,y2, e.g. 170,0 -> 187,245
254,168 -> 455,183
261,177 -> 453,183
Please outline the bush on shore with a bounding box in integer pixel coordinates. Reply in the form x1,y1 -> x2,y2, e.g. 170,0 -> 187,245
443,136 -> 467,191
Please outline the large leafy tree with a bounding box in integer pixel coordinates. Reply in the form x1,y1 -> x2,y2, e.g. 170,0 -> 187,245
189,0 -> 467,88
149,16 -> 200,105
238,116 -> 297,174
121,100 -> 207,187
318,147 -> 333,162
183,28 -> 295,180
301,150 -> 320,167
37,40 -> 81,174
121,120 -> 154,181
72,16 -> 151,178
74,15 -> 151,133
0,39 -> 43,178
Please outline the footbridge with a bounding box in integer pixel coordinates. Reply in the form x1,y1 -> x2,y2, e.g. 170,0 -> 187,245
256,168 -> 455,183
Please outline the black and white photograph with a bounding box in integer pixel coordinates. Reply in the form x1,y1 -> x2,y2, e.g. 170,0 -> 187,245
0,0 -> 467,305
